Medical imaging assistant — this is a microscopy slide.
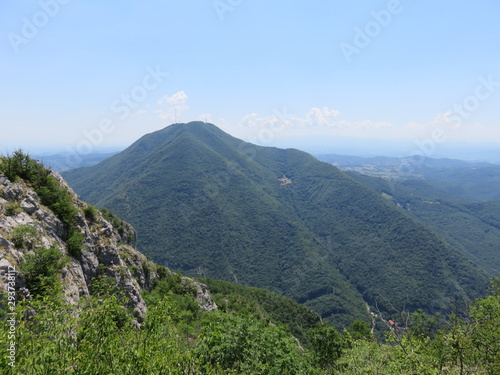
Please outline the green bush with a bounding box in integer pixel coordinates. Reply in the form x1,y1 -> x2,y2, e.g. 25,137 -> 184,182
84,205 -> 98,221
100,207 -> 122,228
66,229 -> 84,256
194,313 -> 318,374
346,319 -> 373,340
5,201 -> 21,216
143,272 -> 197,307
100,206 -> 136,245
0,149 -> 35,182
19,245 -> 67,297
11,223 -> 39,249
3,275 -> 500,374
309,323 -> 347,370
157,265 -> 169,279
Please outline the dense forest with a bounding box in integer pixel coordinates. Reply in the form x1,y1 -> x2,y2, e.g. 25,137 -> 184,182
349,172 -> 500,276
63,122 -> 489,326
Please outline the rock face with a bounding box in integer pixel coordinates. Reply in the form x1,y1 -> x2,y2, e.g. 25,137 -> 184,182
183,277 -> 218,312
0,171 -> 216,317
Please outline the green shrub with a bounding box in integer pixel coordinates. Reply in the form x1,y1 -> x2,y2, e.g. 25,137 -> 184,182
0,150 -> 51,185
11,223 -> 39,249
66,229 -> 84,256
157,265 -> 169,279
309,323 -> 347,370
143,272 -> 199,309
5,201 -> 21,216
194,313 -> 318,374
100,206 -> 136,244
19,245 -> 67,297
84,205 -> 98,222
48,192 -> 77,226
158,273 -> 195,295
346,319 -> 372,340
100,207 -> 122,228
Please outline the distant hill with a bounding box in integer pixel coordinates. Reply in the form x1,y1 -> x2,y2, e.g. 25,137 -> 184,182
63,122 -> 488,326
33,151 -> 119,172
316,153 -> 494,169
316,153 -> 500,202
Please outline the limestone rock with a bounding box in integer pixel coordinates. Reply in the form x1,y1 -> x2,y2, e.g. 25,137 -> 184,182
195,282 -> 218,312
183,277 -> 218,312
0,168 -> 217,319
0,171 -> 150,318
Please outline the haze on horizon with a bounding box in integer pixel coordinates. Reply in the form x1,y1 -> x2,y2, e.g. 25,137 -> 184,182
1,1 -> 499,162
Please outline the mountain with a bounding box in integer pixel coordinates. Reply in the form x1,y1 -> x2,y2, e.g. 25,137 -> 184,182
63,122 -> 489,325
33,151 -> 120,172
316,154 -> 494,170
316,153 -> 500,202
348,172 -> 500,276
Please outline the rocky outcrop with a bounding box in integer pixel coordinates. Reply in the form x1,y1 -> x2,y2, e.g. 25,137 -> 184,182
0,172 -> 151,318
183,277 -> 218,312
0,169 -> 217,317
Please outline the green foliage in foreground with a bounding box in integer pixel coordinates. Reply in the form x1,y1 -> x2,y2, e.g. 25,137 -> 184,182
1,277 -> 499,374
0,150 -> 84,256
0,291 -> 318,374
199,278 -> 322,346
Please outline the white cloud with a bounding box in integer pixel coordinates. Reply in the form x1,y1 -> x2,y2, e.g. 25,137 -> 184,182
228,106 -> 500,144
238,113 -> 279,129
158,91 -> 188,106
236,106 -> 397,135
156,91 -> 189,122
432,112 -> 453,125
306,107 -> 340,126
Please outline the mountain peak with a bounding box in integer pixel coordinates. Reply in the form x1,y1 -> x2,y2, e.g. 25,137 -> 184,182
155,121 -> 225,137
126,121 -> 238,154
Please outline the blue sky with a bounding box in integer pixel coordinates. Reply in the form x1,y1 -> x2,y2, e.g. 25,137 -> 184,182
1,0 -> 500,159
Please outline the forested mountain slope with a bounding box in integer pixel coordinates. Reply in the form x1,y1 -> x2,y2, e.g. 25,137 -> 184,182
63,122 -> 488,325
349,172 -> 500,276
